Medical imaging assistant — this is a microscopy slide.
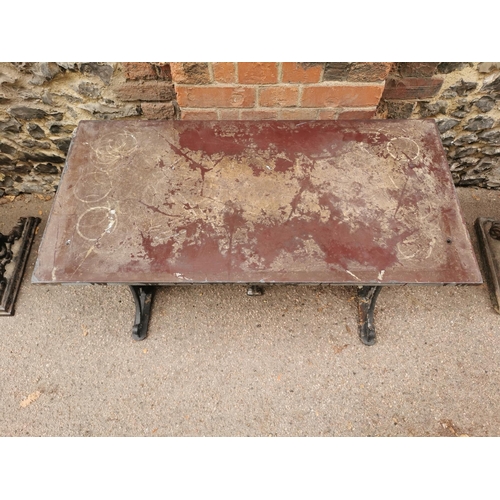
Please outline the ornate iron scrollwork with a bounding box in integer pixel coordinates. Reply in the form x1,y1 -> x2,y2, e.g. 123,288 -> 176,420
0,217 -> 41,316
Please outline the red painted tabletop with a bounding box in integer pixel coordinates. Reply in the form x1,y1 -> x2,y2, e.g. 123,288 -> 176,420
33,120 -> 482,285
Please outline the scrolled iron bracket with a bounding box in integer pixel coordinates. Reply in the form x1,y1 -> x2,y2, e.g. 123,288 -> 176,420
1,217 -> 41,316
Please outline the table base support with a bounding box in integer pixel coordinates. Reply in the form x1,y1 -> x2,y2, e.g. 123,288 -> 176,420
247,285 -> 264,296
129,285 -> 155,341
357,286 -> 382,346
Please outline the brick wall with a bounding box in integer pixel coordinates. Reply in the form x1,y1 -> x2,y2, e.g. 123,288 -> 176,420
170,62 -> 391,120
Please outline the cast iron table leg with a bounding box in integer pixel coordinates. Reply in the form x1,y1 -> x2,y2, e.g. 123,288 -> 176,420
129,285 -> 155,341
247,285 -> 264,296
357,286 -> 382,346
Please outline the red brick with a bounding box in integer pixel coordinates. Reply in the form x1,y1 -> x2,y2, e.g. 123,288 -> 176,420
382,77 -> 444,100
219,109 -> 240,119
317,109 -> 339,119
171,63 -> 211,84
323,62 -> 392,82
240,109 -> 279,120
282,63 -> 322,83
279,108 -> 318,120
238,62 -> 278,84
212,62 -> 236,83
259,86 -> 299,107
181,109 -> 218,120
123,62 -> 157,80
301,84 -> 384,107
154,62 -> 172,80
396,62 -> 439,78
337,108 -> 377,119
114,81 -> 176,101
176,86 -> 255,108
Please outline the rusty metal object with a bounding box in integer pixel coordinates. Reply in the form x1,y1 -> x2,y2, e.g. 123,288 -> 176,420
32,120 -> 482,343
476,218 -> 500,313
1,217 -> 40,316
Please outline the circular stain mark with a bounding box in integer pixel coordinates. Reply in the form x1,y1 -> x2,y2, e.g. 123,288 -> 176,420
387,137 -> 420,161
76,207 -> 117,241
73,170 -> 112,203
91,130 -> 138,166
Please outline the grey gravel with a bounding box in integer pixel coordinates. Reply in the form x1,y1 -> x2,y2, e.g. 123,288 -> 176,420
0,188 -> 499,437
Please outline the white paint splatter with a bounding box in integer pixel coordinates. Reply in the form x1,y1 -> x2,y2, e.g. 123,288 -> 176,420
346,270 -> 361,281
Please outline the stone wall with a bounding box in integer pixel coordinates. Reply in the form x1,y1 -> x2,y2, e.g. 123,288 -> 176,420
1,62 -> 500,197
377,63 -> 500,188
0,62 -> 176,197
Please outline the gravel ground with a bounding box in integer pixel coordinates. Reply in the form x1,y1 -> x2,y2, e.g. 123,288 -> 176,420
0,187 -> 499,437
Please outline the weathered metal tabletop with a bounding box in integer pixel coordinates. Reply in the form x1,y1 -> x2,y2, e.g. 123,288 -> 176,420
32,119 -> 482,344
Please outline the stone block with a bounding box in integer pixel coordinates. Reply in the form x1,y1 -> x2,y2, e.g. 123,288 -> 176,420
479,130 -> 500,144
0,143 -> 16,155
8,107 -> 47,120
22,140 -> 51,149
27,123 -> 46,139
437,63 -> 467,74
474,96 -> 496,112
418,100 -> 448,117
453,134 -> 478,146
34,163 -> 59,174
0,118 -> 21,133
80,63 -> 114,84
448,79 -> 477,96
482,73 -> 500,93
437,119 -> 460,133
477,63 -> 500,73
52,138 -> 71,153
49,123 -> 76,135
464,116 -> 495,131
77,82 -> 101,98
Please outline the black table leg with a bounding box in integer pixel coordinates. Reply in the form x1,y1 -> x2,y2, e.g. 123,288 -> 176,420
129,285 -> 155,341
357,286 -> 382,346
247,285 -> 264,296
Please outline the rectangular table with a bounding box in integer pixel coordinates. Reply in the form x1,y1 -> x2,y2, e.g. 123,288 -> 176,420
32,119 -> 482,344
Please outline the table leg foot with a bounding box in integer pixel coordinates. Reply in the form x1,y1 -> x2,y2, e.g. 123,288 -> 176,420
129,285 -> 154,341
357,286 -> 382,346
247,285 -> 264,296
